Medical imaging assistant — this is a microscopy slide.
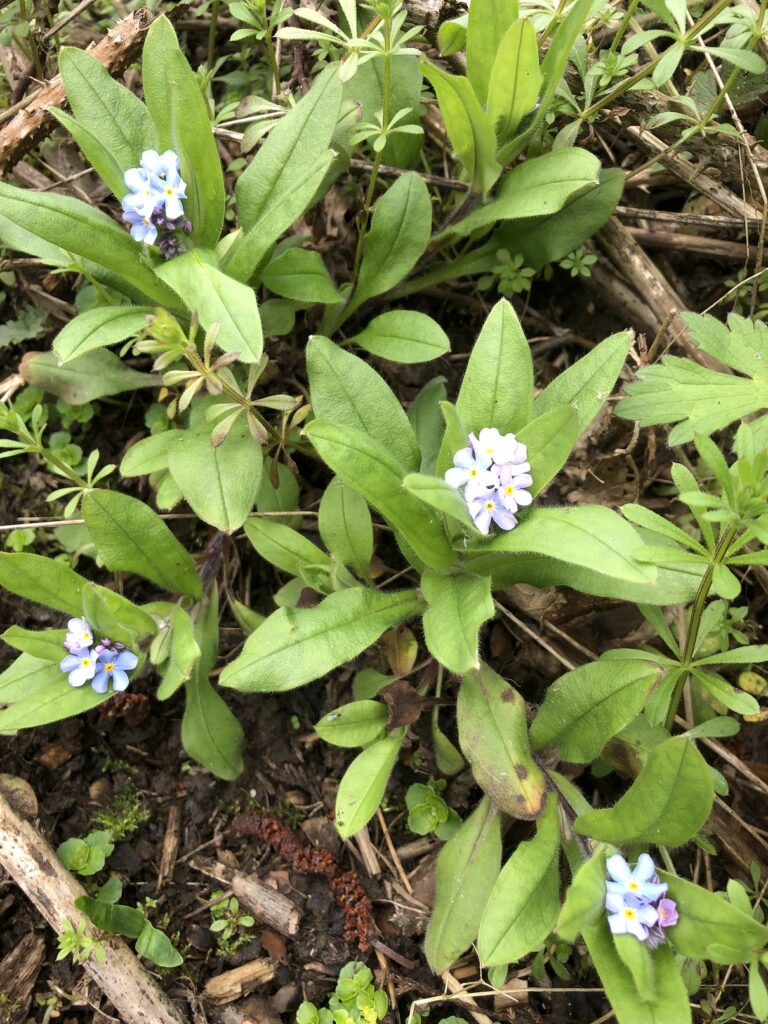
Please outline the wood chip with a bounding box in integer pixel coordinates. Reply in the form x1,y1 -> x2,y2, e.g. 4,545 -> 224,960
203,959 -> 277,1005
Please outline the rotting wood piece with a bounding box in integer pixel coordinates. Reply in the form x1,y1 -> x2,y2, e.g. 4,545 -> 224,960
203,959 -> 277,1006
0,789 -> 188,1024
0,932 -> 45,1024
191,857 -> 301,937
0,7 -> 152,174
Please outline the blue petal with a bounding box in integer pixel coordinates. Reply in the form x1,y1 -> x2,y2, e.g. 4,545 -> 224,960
112,669 -> 130,692
92,671 -> 109,694
115,651 -> 138,670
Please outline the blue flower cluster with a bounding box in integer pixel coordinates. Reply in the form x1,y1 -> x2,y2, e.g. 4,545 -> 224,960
59,618 -> 138,695
121,149 -> 190,258
606,853 -> 678,947
444,427 -> 533,534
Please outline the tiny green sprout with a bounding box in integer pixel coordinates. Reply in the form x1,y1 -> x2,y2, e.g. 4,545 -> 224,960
56,919 -> 106,965
297,962 -> 388,1024
478,250 -> 535,296
405,779 -> 460,840
209,889 -> 255,956
92,784 -> 150,840
558,246 -> 598,278
4,527 -> 35,552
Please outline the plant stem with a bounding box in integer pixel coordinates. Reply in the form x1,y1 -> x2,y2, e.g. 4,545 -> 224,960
664,523 -> 739,731
208,0 -> 220,73
264,2 -> 281,96
607,0 -> 641,54
38,447 -> 89,489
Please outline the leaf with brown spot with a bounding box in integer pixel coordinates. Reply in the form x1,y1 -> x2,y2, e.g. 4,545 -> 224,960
380,679 -> 428,729
457,664 -> 546,820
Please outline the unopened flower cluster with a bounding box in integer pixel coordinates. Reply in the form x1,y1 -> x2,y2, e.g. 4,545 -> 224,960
444,427 -> 533,534
122,149 -> 190,258
59,618 -> 138,695
606,854 -> 678,947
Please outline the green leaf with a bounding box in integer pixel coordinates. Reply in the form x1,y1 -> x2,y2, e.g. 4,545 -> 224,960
220,587 -> 424,693
344,53 -> 423,167
692,668 -> 759,716
2,626 -> 66,662
455,299 -> 533,435
307,334 -> 420,470
316,700 -> 388,747
75,896 -> 146,939
120,431 -> 177,477
335,730 -> 404,838
516,405 -> 578,496
53,306 -> 152,364
750,959 -> 768,1021
447,149 -> 601,237
401,473 -> 476,531
574,737 -> 714,846
425,798 -> 502,972
305,420 -> 456,570
487,19 -> 540,142
534,331 -> 632,434
20,349 -> 156,404
422,63 -> 501,195
681,311 -> 768,379
584,919 -> 691,1024
530,655 -> 664,763
614,933 -> 655,1003
660,870 -> 768,963
616,356 -> 768,445
477,800 -> 560,966
181,589 -> 244,779
83,582 -> 157,647
156,252 -> 263,362
557,847 -> 608,943
0,552 -> 84,614
135,921 -> 184,968
142,16 -> 224,247
262,247 -> 340,303
498,168 -> 624,271
422,572 -> 494,674
409,377 -> 448,475
0,659 -> 112,731
350,310 -> 450,364
226,68 -> 342,281
168,421 -> 263,531
83,490 -> 202,599
318,477 -> 373,580
145,602 -> 200,700
244,517 -> 330,575
466,0 -> 518,102
0,182 -> 175,305
458,664 -> 547,819
58,46 -> 157,198
352,172 -> 432,307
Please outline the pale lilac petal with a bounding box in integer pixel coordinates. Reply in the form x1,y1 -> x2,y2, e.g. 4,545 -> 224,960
641,881 -> 668,901
514,489 -> 533,507
637,904 -> 659,926
607,912 -> 627,936
606,854 -> 632,884
124,166 -> 149,191
634,853 -> 656,883
605,891 -> 625,914
140,149 -> 163,174
445,467 -> 468,489
111,669 -> 130,691
452,447 -> 475,470
465,477 -> 496,502
510,473 -> 533,489
626,916 -> 649,941
60,654 -> 81,672
658,899 -> 678,927
164,194 -> 185,220
469,501 -> 492,534
114,651 -> 138,670
491,505 -> 518,531
91,671 -> 109,694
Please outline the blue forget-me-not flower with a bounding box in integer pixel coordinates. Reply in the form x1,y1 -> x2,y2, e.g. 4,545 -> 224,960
444,427 -> 533,535
59,618 -> 139,695
604,853 -> 678,946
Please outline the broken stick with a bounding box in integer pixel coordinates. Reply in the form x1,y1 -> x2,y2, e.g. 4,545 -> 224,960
0,788 -> 188,1024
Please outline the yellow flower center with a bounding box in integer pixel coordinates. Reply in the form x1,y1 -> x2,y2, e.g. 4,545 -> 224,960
165,187 -> 175,196
81,658 -> 91,667
628,882 -> 639,892
469,468 -> 478,478
504,485 -> 515,496
104,662 -> 115,672
484,500 -> 494,510
623,908 -> 636,920
83,632 -> 91,642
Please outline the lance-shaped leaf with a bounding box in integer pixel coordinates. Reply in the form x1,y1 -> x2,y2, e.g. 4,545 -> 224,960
557,846 -> 608,943
83,490 -> 202,599
20,349 -> 156,405
425,798 -> 501,972
466,0 -> 519,103
53,307 -> 153,364
530,655 -> 664,763
142,16 -> 225,248
534,330 -> 631,434
318,478 -> 373,580
422,63 -> 501,196
0,655 -> 113,730
584,919 -> 692,1024
477,800 -> 561,966
422,571 -> 494,674
575,737 -> 714,846
219,587 -> 424,693
458,663 -> 546,819
487,19 -> 541,143
316,700 -> 388,747
307,334 -> 420,471
181,589 -> 244,780
157,251 -> 263,362
335,730 -> 404,838
305,420 -> 456,570
402,473 -> 476,531
0,552 -> 85,614
659,870 -> 768,964
516,405 -> 578,496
